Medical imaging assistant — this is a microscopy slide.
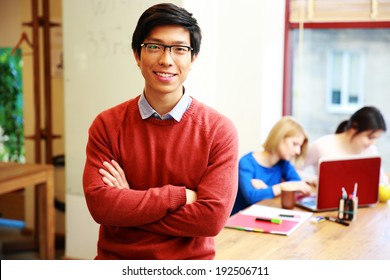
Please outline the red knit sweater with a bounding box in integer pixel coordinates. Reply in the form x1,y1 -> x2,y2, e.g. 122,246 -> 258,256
82,96 -> 238,260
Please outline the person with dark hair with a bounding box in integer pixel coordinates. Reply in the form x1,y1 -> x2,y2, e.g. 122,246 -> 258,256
334,120 -> 349,134
335,106 -> 386,134
231,116 -> 311,215
303,106 -> 389,187
82,3 -> 238,260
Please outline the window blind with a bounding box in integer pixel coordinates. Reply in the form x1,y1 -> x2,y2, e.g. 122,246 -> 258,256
290,0 -> 390,22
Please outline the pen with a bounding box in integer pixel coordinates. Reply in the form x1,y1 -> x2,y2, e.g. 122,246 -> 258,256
255,217 -> 282,224
325,216 -> 350,226
235,227 -> 274,234
279,214 -> 299,218
235,227 -> 265,233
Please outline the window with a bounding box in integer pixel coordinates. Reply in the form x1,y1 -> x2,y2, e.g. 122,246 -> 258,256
284,0 -> 390,171
327,49 -> 364,114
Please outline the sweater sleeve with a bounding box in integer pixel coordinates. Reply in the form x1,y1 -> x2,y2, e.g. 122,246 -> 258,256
238,156 -> 275,204
83,110 -> 187,227
303,142 -> 320,171
138,117 -> 239,237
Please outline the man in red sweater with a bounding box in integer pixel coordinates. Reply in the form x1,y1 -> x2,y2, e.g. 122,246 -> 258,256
82,3 -> 238,260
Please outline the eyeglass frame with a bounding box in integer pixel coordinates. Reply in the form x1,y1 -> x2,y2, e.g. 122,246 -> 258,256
140,43 -> 193,56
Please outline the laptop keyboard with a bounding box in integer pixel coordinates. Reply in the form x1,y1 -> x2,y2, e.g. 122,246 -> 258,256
299,196 -> 317,207
304,199 -> 316,207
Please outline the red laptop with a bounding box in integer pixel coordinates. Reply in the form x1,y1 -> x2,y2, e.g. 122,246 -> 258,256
296,155 -> 381,212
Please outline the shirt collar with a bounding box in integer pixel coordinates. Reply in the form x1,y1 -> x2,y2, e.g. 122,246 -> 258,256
138,89 -> 192,122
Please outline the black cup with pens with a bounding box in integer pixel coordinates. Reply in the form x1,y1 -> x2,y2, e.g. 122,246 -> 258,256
338,183 -> 358,221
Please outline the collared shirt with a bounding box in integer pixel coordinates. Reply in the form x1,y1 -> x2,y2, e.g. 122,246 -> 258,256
138,90 -> 192,122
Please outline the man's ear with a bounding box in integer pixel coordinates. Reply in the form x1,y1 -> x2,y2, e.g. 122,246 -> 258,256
189,54 -> 198,70
133,50 -> 141,67
191,54 -> 198,63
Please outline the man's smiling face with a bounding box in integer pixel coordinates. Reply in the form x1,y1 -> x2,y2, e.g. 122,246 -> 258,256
134,25 -> 196,99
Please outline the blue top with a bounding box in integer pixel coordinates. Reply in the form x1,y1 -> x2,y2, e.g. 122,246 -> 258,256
231,152 -> 301,215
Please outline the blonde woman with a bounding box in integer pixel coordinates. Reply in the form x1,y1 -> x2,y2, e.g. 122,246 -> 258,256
231,116 -> 311,215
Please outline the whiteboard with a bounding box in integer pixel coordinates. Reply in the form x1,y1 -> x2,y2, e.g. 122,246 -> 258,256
63,0 -> 182,194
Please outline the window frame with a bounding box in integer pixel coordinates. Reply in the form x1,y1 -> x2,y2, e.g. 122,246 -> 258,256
282,0 -> 390,115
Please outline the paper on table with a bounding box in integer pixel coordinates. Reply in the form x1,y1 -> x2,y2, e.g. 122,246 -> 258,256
225,204 -> 313,236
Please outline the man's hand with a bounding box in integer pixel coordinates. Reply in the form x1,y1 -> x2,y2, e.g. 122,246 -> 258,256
185,189 -> 197,204
99,160 -> 130,189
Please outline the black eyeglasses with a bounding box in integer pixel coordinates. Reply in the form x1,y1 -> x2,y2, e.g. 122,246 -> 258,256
140,43 -> 193,56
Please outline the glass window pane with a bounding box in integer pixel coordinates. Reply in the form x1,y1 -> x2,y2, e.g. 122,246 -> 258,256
291,29 -> 390,171
331,51 -> 343,103
348,52 -> 362,104
332,90 -> 341,104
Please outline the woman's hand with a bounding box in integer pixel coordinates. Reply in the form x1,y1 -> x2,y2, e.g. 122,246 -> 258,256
251,179 -> 268,189
99,160 -> 130,189
298,181 -> 313,195
280,181 -> 313,196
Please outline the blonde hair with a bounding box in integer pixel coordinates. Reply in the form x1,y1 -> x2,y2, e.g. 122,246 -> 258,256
262,116 -> 308,166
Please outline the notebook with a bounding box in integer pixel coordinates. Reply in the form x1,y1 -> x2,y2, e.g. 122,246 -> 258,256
295,155 -> 381,212
225,204 -> 313,236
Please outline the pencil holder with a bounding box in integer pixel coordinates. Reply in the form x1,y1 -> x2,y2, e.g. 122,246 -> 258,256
338,196 -> 358,221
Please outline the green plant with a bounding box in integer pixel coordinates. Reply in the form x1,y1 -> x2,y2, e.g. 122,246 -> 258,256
0,48 -> 25,162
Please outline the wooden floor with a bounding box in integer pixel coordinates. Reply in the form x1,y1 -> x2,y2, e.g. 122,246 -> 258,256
0,226 -> 65,260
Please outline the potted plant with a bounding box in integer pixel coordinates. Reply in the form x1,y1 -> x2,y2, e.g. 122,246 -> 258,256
0,48 -> 25,162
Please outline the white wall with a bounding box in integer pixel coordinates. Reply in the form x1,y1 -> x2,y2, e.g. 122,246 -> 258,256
64,0 -> 285,259
185,0 -> 285,153
0,0 -> 21,46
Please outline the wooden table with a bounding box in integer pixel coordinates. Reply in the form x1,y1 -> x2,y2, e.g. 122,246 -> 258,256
215,197 -> 390,259
0,162 -> 55,259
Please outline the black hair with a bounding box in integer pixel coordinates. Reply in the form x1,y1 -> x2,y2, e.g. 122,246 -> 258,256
335,106 -> 387,136
131,3 -> 201,59
335,120 -> 349,134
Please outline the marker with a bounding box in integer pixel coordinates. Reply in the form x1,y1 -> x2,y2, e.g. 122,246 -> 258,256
310,216 -> 326,223
353,182 -> 358,198
342,187 -> 348,199
338,195 -> 345,220
279,214 -> 299,218
255,217 -> 282,224
325,216 -> 350,226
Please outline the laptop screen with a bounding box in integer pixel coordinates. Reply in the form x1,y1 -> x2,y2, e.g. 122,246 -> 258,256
316,155 -> 381,210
